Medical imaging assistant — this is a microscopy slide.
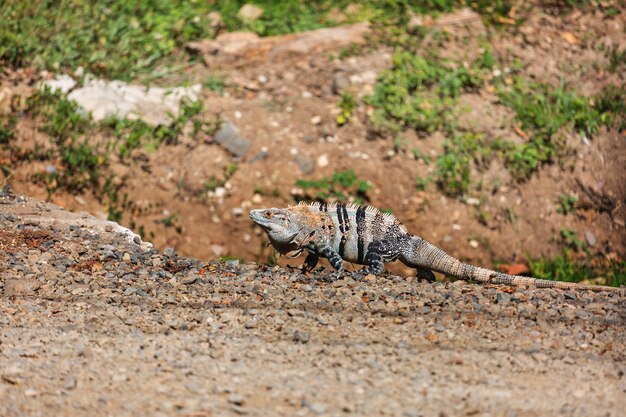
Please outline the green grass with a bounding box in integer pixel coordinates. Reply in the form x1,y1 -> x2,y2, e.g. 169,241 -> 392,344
1,0 -> 523,81
529,252 -> 626,287
496,78 -> 621,179
101,100 -> 220,159
557,194 -> 578,214
0,115 -> 17,145
336,92 -> 356,126
367,51 -> 489,133
433,132 -> 496,196
295,169 -> 371,204
1,0 -> 217,80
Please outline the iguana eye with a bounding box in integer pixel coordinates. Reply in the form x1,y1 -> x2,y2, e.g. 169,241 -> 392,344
264,212 -> 273,218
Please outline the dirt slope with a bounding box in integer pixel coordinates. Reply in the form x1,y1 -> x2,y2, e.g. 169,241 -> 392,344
2,6 -> 625,276
1,193 -> 625,416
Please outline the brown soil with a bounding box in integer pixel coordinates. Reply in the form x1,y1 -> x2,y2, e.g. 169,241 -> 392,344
2,6 -> 625,277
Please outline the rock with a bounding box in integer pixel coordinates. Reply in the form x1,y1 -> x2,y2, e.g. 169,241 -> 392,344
468,239 -> 479,248
192,23 -> 370,63
332,73 -> 351,94
181,274 -> 198,285
42,74 -> 76,94
293,330 -> 310,343
208,11 -> 225,32
237,4 -> 264,23
164,247 -> 176,257
496,292 -> 511,305
584,230 -> 596,247
317,154 -> 329,168
211,245 -> 224,257
244,318 -> 258,329
228,393 -> 245,406
67,78 -> 200,126
310,115 -> 322,125
294,154 -> 315,174
302,400 -> 327,415
409,8 -> 481,30
214,121 -> 251,158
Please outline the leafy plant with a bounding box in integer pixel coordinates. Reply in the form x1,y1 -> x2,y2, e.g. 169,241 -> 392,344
336,92 -> 356,126
1,1 -> 217,80
594,86 -> 626,131
204,163 -> 239,192
556,194 -> 578,214
434,133 -> 492,196
367,51 -> 488,133
496,77 -> 619,179
26,86 -> 89,143
529,253 -> 626,287
0,115 -> 16,145
295,169 -> 371,204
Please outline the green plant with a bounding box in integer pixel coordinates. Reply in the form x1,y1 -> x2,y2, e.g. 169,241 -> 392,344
594,86 -> 626,131
496,77 -> 618,179
27,86 -> 90,143
434,132 -> 491,196
556,193 -> 578,214
367,51 -> 488,133
1,1 -> 217,80
559,229 -> 585,251
204,75 -> 226,93
0,115 -> 16,145
529,253 -> 626,287
160,213 -> 183,234
204,163 -> 239,193
336,92 -> 356,126
415,176 -> 429,191
102,99 -> 220,159
295,169 -> 371,204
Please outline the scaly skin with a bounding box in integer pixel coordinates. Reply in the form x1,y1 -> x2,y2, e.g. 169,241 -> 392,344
250,202 -> 621,292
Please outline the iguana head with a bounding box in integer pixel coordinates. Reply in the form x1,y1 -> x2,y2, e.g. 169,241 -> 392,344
249,207 -> 305,255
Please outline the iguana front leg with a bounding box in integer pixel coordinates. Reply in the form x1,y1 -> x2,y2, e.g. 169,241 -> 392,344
362,250 -> 385,275
318,244 -> 343,271
302,251 -> 319,273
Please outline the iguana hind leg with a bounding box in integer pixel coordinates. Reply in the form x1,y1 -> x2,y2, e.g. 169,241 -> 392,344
416,267 -> 436,282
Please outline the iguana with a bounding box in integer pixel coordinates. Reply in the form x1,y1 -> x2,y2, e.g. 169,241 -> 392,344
249,202 -> 620,292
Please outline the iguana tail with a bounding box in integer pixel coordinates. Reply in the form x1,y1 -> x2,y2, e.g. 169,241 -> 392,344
400,236 -> 621,292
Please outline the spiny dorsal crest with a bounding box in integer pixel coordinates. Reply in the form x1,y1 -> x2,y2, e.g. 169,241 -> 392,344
296,201 -> 408,233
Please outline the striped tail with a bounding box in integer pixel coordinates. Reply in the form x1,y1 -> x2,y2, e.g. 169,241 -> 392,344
401,236 -> 621,292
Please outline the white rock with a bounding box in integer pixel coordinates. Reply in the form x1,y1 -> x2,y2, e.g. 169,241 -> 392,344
67,78 -> 201,125
43,74 -> 76,94
211,244 -> 224,256
317,154 -> 329,168
237,4 -> 264,22
469,239 -> 479,248
465,197 -> 480,206
311,115 -> 322,125
301,90 -> 313,98
252,194 -> 263,204
232,207 -> 244,217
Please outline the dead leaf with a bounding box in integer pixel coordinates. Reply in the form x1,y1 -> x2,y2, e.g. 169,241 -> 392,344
513,126 -> 529,140
499,263 -> 530,276
561,31 -> 580,45
495,16 -> 516,25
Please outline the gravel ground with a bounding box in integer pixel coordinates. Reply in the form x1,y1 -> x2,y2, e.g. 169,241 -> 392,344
1,193 -> 625,417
